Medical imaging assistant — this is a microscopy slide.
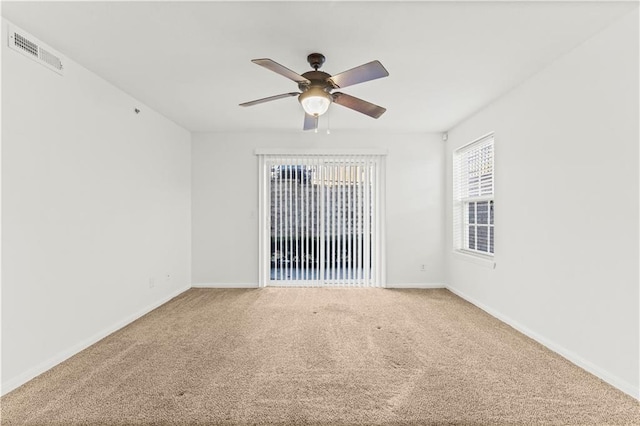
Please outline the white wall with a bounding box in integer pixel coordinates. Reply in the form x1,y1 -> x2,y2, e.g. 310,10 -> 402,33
445,9 -> 639,398
1,19 -> 192,394
192,131 -> 444,287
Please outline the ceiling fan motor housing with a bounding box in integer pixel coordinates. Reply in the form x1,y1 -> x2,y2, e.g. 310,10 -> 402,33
298,71 -> 333,92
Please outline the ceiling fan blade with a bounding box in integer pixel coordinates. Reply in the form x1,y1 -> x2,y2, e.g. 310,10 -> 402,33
328,60 -> 389,89
303,113 -> 317,131
239,92 -> 299,107
332,92 -> 386,119
252,59 -> 311,85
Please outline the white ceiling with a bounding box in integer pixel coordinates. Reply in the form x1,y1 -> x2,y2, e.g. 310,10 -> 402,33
1,1 -> 636,133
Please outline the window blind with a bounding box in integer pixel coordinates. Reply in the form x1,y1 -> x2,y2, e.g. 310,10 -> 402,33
456,136 -> 494,200
260,154 -> 384,287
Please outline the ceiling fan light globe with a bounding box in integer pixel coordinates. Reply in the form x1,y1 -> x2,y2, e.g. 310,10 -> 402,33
302,97 -> 330,117
299,88 -> 331,117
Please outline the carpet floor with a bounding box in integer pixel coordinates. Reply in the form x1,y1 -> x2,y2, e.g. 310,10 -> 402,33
2,288 -> 639,425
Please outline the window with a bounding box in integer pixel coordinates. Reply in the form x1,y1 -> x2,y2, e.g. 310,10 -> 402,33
453,134 -> 494,256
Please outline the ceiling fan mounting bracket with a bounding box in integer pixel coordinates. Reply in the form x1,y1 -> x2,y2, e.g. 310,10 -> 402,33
307,53 -> 326,71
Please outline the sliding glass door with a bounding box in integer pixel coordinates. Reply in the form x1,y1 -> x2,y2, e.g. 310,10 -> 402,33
258,153 -> 385,287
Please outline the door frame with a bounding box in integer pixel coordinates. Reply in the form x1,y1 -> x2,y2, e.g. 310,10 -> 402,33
256,148 -> 387,288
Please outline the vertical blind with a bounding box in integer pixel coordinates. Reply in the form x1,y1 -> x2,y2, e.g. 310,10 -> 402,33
260,154 -> 384,287
453,134 -> 494,255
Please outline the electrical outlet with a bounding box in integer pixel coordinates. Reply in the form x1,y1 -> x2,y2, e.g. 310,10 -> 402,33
420,264 -> 426,272
149,277 -> 155,288
165,274 -> 171,281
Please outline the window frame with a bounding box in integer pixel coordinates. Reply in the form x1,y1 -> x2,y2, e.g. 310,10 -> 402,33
453,133 -> 495,259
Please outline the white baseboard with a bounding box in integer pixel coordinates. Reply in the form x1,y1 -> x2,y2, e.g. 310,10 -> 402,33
446,285 -> 639,401
1,285 -> 190,396
386,283 -> 446,289
191,283 -> 259,288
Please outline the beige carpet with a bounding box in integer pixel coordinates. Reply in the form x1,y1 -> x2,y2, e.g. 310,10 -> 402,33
2,288 -> 639,425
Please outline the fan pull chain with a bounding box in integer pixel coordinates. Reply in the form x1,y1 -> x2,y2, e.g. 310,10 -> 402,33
314,116 -> 319,134
327,107 -> 331,135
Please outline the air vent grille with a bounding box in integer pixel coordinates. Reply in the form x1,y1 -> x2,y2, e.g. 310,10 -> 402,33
8,25 -> 64,75
14,32 -> 38,57
39,48 -> 63,70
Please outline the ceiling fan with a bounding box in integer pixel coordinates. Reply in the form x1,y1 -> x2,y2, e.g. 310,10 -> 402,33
239,53 -> 389,131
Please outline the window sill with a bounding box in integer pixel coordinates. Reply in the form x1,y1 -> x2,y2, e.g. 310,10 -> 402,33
452,250 -> 496,269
